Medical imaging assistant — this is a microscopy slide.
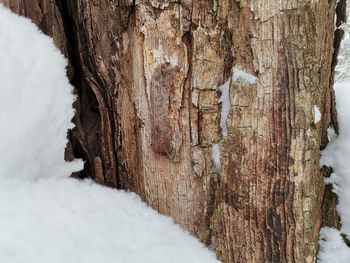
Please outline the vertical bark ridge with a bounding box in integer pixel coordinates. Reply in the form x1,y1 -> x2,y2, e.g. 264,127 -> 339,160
211,1 -> 337,262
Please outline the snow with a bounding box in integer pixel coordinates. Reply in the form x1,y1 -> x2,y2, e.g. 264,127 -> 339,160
211,144 -> 221,172
335,1 -> 350,83
218,68 -> 257,137
0,4 -> 83,180
314,105 -> 322,123
218,78 -> 231,137
318,3 -> 350,260
318,227 -> 350,263
0,178 -> 220,263
0,5 -> 220,263
232,67 -> 257,85
319,83 -> 350,263
318,83 -> 350,262
327,126 -> 338,143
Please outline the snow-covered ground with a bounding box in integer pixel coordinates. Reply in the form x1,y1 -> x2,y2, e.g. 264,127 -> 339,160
0,5 -> 219,263
0,178 -> 220,263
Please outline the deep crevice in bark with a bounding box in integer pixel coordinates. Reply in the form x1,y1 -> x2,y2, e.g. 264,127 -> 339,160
321,165 -> 340,228
55,0 -> 100,180
327,0 -> 347,141
321,0 -> 347,224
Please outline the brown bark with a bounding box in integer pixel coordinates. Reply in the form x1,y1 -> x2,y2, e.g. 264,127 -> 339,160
2,0 -> 342,262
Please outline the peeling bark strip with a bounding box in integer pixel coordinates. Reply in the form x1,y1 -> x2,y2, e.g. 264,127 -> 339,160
3,0 -> 339,262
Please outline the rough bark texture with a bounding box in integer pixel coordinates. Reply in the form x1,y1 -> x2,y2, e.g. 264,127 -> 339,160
2,0 -> 341,262
321,166 -> 340,229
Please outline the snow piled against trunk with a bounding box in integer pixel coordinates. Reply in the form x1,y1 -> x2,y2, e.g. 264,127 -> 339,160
0,178 -> 220,263
318,83 -> 350,263
318,227 -> 350,263
318,3 -> 350,260
0,5 -> 82,179
0,5 -> 219,263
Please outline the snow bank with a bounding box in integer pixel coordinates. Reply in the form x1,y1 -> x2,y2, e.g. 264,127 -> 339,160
0,5 -> 220,263
0,5 -> 82,180
0,178 -> 220,263
318,227 -> 350,263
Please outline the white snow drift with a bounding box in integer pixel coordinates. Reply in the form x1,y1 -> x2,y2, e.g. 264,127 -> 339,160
0,178 -> 220,263
0,5 -> 219,263
0,5 -> 83,180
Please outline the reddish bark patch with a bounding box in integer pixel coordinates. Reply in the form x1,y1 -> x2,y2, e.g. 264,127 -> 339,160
150,62 -> 181,158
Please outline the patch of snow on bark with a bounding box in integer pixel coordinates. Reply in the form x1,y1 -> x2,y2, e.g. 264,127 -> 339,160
232,67 -> 257,85
218,78 -> 231,137
212,144 -> 221,172
218,68 -> 257,138
314,105 -> 322,123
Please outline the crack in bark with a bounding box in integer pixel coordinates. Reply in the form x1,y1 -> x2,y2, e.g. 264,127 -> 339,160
320,0 -> 346,237
322,0 -> 347,148
55,0 -> 100,180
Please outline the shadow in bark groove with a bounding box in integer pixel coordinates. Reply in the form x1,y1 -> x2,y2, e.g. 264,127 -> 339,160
55,0 -> 102,181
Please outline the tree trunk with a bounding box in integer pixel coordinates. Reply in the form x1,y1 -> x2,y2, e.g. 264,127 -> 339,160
2,0 -> 343,262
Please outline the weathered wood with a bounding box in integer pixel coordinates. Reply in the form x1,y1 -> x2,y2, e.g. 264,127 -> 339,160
210,1 -> 337,262
2,1 -> 341,262
321,166 -> 341,229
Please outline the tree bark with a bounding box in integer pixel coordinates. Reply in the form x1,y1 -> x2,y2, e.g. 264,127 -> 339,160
2,0 -> 342,262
